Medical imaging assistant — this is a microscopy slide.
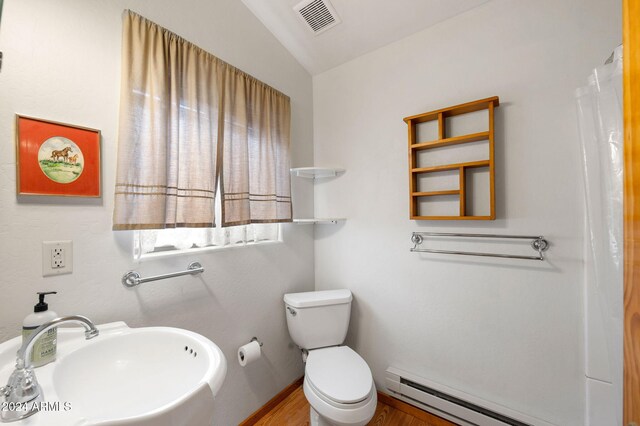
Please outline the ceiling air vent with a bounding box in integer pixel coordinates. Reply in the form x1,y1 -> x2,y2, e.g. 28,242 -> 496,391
293,0 -> 342,36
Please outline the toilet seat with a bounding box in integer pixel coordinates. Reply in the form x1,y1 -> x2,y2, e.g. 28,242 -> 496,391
303,374 -> 377,426
306,375 -> 373,410
305,346 -> 373,405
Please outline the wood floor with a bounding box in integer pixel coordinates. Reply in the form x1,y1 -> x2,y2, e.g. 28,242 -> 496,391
253,385 -> 455,426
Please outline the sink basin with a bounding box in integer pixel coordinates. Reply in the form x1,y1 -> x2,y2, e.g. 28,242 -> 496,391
0,322 -> 226,425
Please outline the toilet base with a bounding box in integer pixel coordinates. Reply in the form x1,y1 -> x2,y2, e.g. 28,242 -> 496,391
310,406 -> 331,426
304,376 -> 377,426
309,406 -> 371,426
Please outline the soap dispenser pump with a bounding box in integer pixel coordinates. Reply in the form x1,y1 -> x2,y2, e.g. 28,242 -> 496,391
22,291 -> 58,367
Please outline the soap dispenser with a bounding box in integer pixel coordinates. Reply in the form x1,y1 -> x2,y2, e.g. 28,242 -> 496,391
22,291 -> 58,367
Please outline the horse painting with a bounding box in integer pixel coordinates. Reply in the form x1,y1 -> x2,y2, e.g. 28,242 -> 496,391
68,154 -> 79,164
50,146 -> 72,162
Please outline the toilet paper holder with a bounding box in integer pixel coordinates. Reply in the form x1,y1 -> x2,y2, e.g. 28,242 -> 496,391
238,337 -> 263,367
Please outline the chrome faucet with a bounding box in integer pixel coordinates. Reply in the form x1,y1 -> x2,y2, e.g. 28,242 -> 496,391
0,315 -> 99,423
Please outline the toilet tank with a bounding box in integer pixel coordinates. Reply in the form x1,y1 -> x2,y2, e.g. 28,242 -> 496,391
283,289 -> 353,350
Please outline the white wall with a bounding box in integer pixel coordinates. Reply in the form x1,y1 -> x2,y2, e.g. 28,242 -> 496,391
312,1 -> 621,425
0,1 -> 314,424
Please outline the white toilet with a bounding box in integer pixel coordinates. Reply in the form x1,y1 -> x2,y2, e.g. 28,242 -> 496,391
284,289 -> 377,426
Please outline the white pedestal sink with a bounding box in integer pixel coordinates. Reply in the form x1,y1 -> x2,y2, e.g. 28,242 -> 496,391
0,322 -> 226,425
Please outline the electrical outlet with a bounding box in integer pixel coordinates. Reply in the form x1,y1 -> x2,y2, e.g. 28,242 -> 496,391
52,248 -> 64,268
42,241 -> 73,277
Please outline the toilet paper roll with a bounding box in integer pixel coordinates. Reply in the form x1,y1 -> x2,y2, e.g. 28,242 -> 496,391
238,340 -> 261,366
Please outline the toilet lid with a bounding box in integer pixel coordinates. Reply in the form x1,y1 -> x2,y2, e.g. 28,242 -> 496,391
306,346 -> 373,404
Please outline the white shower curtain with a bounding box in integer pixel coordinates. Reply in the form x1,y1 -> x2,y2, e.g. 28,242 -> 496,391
576,45 -> 623,424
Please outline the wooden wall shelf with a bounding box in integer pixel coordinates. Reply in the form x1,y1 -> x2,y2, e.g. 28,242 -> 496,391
403,96 -> 499,220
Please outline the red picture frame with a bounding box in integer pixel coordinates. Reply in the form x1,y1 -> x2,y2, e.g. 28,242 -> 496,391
16,115 -> 101,197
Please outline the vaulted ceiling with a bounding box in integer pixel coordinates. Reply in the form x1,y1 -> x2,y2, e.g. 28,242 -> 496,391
241,0 -> 490,75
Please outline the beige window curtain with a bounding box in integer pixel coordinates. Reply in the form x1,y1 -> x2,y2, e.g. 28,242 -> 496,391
220,67 -> 292,226
113,11 -> 292,230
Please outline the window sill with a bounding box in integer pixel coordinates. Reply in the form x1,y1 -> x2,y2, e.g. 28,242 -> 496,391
136,239 -> 284,262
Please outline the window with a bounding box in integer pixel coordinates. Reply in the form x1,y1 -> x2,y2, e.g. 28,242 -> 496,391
133,178 -> 281,258
113,11 -> 292,232
134,224 -> 281,259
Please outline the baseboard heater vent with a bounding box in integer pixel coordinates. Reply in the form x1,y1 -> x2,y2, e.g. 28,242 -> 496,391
385,367 -> 555,426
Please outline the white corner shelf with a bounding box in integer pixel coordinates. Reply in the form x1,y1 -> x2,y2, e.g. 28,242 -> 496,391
292,218 -> 346,225
290,167 -> 345,179
290,166 -> 346,225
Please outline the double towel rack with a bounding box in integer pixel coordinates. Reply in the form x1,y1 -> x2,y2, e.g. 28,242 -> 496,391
410,232 -> 549,261
122,261 -> 204,287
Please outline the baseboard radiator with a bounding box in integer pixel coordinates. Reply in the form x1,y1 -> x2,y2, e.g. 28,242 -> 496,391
385,367 -> 555,426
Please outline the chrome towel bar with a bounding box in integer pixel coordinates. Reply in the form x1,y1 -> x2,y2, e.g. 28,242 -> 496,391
122,261 -> 204,287
410,232 -> 549,261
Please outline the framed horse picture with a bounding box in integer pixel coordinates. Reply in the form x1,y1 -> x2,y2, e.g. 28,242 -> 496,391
15,115 -> 101,197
